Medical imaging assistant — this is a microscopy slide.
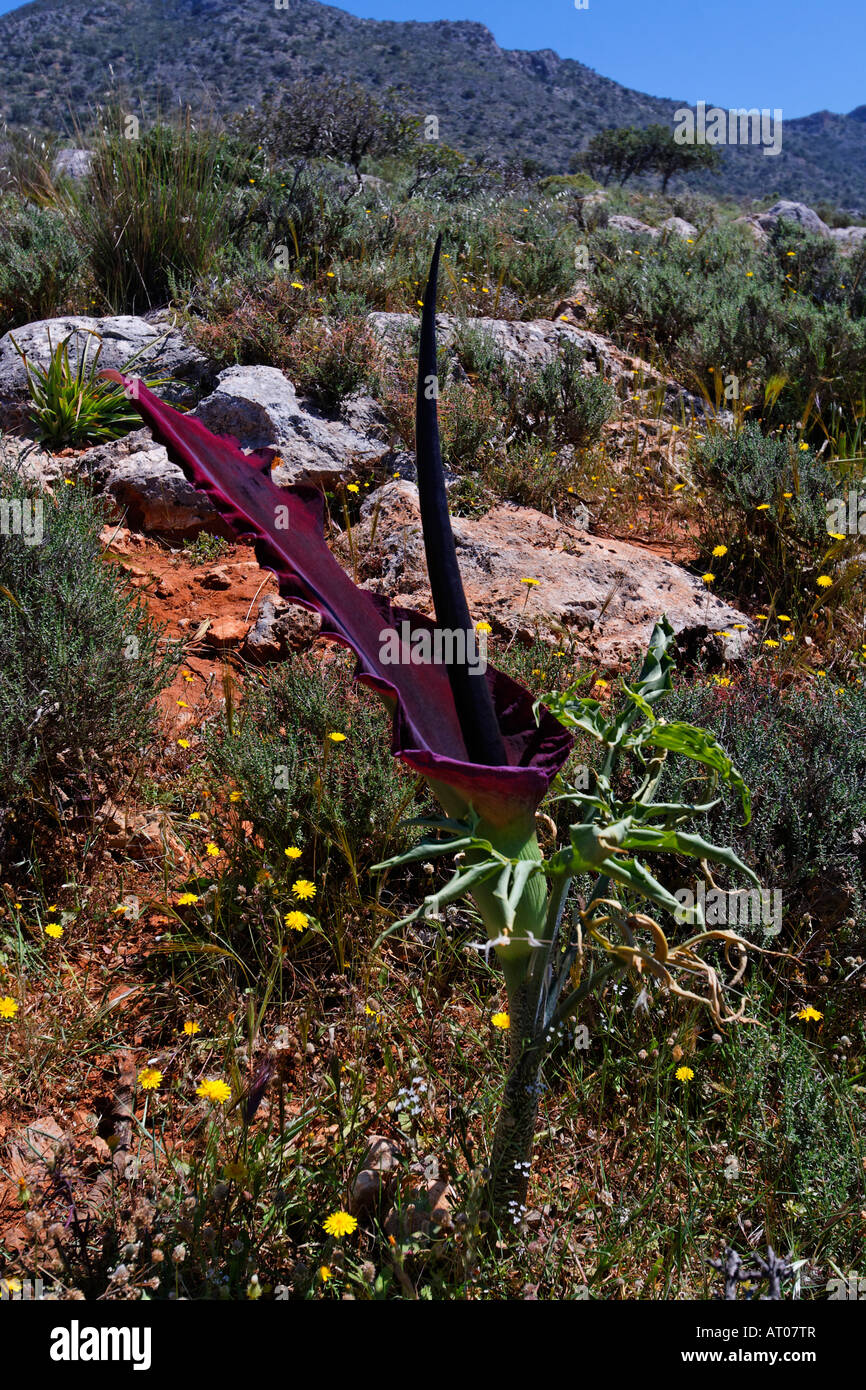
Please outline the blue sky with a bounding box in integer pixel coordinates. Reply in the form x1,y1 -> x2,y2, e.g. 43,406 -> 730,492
0,0 -> 862,119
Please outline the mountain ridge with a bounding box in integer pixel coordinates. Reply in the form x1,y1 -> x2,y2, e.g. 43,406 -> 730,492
1,0 -> 865,208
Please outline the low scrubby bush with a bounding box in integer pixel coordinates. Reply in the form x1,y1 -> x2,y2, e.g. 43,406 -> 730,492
661,673 -> 866,936
0,473 -> 175,847
0,195 -> 87,332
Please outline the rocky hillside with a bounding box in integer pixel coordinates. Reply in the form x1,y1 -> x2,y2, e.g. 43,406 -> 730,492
2,0 -> 866,207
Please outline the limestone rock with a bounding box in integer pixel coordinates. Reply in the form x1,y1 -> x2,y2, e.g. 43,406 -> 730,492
829,225 -> 866,253
192,364 -> 392,488
348,482 -> 754,667
77,428 -> 218,536
0,313 -> 210,411
242,595 -> 320,663
607,214 -> 660,238
660,216 -> 697,239
754,201 -> 831,238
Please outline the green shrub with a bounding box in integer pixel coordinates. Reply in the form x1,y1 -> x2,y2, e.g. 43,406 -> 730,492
0,195 -> 87,333
0,473 -> 176,848
483,439 -> 588,515
660,674 -> 866,936
512,339 -> 616,447
723,1017 -> 864,1262
203,649 -> 421,901
74,115 -> 242,313
692,424 -> 840,608
286,316 -> 381,412
589,220 -> 866,435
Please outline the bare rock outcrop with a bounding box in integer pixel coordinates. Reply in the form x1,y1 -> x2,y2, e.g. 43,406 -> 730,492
347,482 -> 753,667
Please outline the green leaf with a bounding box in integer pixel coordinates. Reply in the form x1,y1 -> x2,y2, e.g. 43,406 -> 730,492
617,825 -> 760,886
646,722 -> 752,824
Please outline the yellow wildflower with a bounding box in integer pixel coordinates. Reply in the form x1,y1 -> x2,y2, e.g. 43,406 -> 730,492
197,1078 -> 232,1103
322,1211 -> 358,1238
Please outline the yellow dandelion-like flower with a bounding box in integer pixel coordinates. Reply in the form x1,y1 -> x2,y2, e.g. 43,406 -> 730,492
796,1006 -> 823,1022
284,910 -> 309,931
346,483 -> 360,494
673,483 -> 686,491
520,577 -> 539,587
815,668 -> 827,677
828,532 -> 846,541
701,572 -> 716,584
777,614 -> 791,622
177,892 -> 199,905
755,613 -> 769,621
138,1067 -> 163,1091
229,790 -> 242,802
292,879 -> 316,901
491,1012 -> 510,1029
284,845 -> 302,859
44,922 -> 63,939
799,442 -> 809,451
364,1003 -> 381,1021
183,1021 -> 200,1036
205,842 -> 221,857
177,738 -> 190,749
0,996 -> 18,1020
177,699 -> 190,709
327,732 -> 346,743
712,545 -> 728,558
189,811 -> 201,821
322,1210 -> 358,1238
675,1065 -> 695,1082
755,503 -> 770,511
783,632 -> 794,642
713,675 -> 732,687
291,281 -> 304,290
197,1078 -> 232,1103
475,620 -> 492,634
816,575 -> 832,588
764,639 -> 780,648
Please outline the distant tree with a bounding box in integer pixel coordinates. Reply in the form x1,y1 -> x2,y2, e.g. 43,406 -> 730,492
574,123 -> 721,190
573,126 -> 651,185
642,123 -> 721,192
232,77 -> 415,188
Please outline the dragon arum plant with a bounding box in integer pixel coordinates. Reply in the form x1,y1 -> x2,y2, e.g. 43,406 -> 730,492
103,238 -> 762,1221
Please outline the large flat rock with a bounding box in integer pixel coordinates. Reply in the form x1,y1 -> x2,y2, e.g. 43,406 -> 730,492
0,313 -> 210,412
347,482 -> 753,667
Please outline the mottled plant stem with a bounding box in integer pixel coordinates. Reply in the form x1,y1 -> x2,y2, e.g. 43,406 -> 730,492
489,984 -> 544,1216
